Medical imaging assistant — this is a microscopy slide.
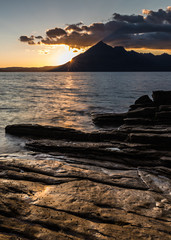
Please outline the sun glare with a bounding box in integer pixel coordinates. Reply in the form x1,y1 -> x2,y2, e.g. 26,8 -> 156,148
51,45 -> 83,66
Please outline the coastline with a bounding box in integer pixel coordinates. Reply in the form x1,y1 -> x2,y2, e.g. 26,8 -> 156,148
0,91 -> 171,239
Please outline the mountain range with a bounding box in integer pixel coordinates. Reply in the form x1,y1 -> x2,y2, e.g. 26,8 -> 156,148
1,41 -> 171,72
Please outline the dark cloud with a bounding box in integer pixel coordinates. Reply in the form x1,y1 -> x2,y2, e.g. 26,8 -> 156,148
113,13 -> 144,23
35,36 -> 43,39
19,7 -> 171,50
143,6 -> 171,24
106,32 -> 171,50
19,35 -> 34,42
46,28 -> 67,38
41,31 -> 99,48
65,22 -> 83,32
83,23 -> 106,32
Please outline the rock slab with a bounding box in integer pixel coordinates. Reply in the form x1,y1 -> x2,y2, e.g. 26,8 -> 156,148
1,91 -> 171,239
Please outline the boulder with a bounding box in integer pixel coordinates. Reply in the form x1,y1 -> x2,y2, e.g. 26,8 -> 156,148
135,95 -> 153,105
129,95 -> 154,111
152,91 -> 171,106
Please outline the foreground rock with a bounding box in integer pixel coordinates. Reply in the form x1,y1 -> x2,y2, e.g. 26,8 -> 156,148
1,91 -> 171,239
93,91 -> 171,127
0,153 -> 171,240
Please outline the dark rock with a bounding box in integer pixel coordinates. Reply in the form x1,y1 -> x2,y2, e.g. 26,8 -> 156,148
128,132 -> 171,149
135,95 -> 153,105
155,111 -> 171,119
152,91 -> 171,106
124,118 -> 154,125
159,105 -> 171,111
5,124 -> 127,142
127,107 -> 156,118
129,103 -> 154,111
5,124 -> 86,140
155,111 -> 171,125
92,112 -> 127,127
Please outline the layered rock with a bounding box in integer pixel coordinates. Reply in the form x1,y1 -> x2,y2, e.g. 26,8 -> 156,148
127,91 -> 171,126
1,154 -> 171,240
1,91 -> 171,239
92,113 -> 127,127
92,91 -> 171,127
152,91 -> 171,105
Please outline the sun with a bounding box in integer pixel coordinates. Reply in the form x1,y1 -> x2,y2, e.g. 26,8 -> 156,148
51,45 -> 82,66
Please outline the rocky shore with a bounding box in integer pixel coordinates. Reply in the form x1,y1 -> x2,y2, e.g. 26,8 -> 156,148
0,91 -> 171,239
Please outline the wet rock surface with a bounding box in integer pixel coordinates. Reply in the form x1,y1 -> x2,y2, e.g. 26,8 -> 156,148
1,91 -> 171,239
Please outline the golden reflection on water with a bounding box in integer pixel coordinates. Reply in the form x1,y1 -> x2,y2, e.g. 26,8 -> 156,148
1,72 -> 170,135
31,74 -> 93,131
1,72 -> 171,154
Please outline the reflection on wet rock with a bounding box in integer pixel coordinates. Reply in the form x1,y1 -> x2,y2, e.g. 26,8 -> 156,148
1,91 -> 171,239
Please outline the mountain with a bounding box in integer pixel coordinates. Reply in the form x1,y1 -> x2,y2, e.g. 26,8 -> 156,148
51,41 -> 171,72
1,41 -> 171,72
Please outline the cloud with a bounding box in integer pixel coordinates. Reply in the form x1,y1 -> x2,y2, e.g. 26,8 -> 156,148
46,28 -> 67,38
143,6 -> 171,24
113,13 -> 144,23
65,22 -> 83,32
19,7 -> 171,50
35,36 -> 43,39
19,35 -> 35,45
20,35 -> 34,42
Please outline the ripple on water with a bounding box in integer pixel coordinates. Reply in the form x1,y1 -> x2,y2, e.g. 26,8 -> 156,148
0,72 -> 171,155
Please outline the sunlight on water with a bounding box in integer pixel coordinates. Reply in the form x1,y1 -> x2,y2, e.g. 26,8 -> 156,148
0,72 -> 171,153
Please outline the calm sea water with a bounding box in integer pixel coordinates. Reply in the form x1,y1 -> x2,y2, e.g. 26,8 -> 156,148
0,72 -> 171,155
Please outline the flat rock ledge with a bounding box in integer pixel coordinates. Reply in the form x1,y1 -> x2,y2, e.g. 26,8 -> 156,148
1,91 -> 171,240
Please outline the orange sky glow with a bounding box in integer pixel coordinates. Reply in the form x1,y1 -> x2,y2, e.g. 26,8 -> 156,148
1,44 -> 171,68
0,44 -> 85,68
1,1 -> 171,68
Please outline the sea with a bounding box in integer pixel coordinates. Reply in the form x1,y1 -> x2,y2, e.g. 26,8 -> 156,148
0,72 -> 171,160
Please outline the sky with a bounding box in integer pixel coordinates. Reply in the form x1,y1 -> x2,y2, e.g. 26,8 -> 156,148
0,0 -> 171,67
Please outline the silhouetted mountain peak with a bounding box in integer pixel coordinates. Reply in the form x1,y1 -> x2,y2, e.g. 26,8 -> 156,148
85,41 -> 113,55
95,41 -> 108,47
113,46 -> 127,56
50,41 -> 171,72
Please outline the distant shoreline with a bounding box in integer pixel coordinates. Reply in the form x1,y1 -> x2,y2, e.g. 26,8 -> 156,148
1,42 -> 171,72
1,69 -> 171,72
